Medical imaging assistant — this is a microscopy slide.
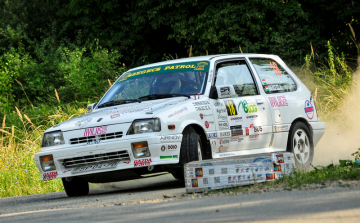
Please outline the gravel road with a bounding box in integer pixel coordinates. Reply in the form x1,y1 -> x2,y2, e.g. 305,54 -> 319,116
1,173 -> 360,222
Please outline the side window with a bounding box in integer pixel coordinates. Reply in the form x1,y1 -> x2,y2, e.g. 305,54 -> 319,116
215,60 -> 258,97
249,58 -> 297,94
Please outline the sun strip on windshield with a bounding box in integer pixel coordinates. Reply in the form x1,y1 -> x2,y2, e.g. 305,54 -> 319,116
117,61 -> 210,82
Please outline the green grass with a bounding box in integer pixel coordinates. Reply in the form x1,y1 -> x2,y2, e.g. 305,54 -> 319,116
0,102 -> 87,198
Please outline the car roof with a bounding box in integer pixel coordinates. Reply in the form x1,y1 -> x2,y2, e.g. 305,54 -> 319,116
127,53 -> 280,72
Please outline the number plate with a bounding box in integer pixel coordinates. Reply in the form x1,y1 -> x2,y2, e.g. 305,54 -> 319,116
72,161 -> 119,173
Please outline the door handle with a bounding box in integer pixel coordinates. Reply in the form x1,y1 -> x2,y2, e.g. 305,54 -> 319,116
256,99 -> 264,104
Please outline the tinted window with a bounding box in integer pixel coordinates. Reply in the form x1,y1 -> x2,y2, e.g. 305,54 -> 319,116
215,60 -> 258,97
250,58 -> 297,94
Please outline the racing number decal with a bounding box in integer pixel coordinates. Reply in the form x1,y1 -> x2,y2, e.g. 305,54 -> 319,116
225,100 -> 237,116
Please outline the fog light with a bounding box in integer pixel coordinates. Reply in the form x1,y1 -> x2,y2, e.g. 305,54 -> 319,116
131,142 -> 151,158
40,155 -> 56,171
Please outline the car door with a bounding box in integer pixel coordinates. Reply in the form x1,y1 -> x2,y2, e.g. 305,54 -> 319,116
209,59 -> 273,157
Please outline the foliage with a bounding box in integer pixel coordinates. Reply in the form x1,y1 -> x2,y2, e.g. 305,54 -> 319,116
0,102 -> 86,198
303,41 -> 353,120
0,0 -> 359,112
352,148 -> 360,161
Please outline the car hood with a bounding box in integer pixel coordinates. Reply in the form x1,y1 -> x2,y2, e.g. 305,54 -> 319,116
46,97 -> 190,133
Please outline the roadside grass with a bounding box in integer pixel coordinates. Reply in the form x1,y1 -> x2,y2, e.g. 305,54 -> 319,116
210,161 -> 360,195
0,102 -> 86,198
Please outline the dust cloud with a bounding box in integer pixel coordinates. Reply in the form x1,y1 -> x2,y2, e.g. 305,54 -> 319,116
313,60 -> 360,166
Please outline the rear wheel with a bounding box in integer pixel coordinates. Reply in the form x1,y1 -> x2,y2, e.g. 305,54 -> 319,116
287,122 -> 314,170
171,133 -> 203,180
62,177 -> 89,197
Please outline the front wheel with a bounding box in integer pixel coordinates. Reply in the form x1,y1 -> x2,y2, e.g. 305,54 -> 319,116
287,122 -> 314,171
171,133 -> 203,180
62,177 -> 89,197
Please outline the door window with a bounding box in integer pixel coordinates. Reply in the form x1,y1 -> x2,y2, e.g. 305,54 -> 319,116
249,58 -> 297,94
215,61 -> 258,97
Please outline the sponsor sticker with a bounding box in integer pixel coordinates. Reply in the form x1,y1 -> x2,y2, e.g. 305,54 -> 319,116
168,107 -> 188,118
274,164 -> 282,172
230,116 -> 242,121
266,173 -> 275,180
213,101 -> 224,106
195,168 -> 203,177
231,137 -> 244,142
86,140 -> 100,145
253,157 -> 265,163
220,86 -> 231,97
43,171 -> 58,180
274,124 -> 290,132
238,100 -> 257,114
160,155 -> 178,159
246,115 -> 258,119
200,162 -> 213,166
167,145 -> 177,150
195,105 -> 211,111
219,139 -> 230,144
110,114 -> 120,119
119,61 -> 209,82
219,131 -> 231,137
134,158 -> 152,167
160,135 -> 181,142
75,118 -> 92,127
217,113 -> 227,120
253,126 -> 262,133
249,135 -> 259,141
192,101 -> 210,106
208,132 -> 217,138
216,108 -> 227,113
230,125 -> 243,136
218,121 -> 229,130
268,95 -> 288,107
84,126 -> 107,137
224,100 -> 238,116
218,152 -> 235,157
276,154 -> 284,163
304,100 -> 314,119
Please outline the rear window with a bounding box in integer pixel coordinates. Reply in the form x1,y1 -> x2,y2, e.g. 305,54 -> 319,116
249,58 -> 297,94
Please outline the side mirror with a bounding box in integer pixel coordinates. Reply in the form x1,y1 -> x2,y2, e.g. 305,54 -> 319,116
209,85 -> 236,99
87,102 -> 98,113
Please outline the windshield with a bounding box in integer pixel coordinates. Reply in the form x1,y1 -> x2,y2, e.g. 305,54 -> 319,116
97,61 -> 209,107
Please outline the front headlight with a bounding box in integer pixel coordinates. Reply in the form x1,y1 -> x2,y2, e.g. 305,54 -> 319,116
127,118 -> 161,135
41,131 -> 65,147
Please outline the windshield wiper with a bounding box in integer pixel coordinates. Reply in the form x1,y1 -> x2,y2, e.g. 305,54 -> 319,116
138,94 -> 190,101
97,99 -> 141,108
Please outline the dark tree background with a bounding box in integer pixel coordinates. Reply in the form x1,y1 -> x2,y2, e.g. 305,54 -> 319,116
0,0 -> 359,111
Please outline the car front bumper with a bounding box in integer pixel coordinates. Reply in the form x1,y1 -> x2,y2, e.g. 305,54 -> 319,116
35,134 -> 182,181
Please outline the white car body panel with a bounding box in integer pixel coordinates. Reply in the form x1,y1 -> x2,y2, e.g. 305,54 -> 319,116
35,54 -> 325,181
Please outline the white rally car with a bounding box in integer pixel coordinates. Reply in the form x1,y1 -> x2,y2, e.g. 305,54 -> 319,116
35,54 -> 325,197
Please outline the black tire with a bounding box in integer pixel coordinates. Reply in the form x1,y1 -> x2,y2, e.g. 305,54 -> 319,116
287,122 -> 314,171
171,133 -> 203,180
62,177 -> 89,197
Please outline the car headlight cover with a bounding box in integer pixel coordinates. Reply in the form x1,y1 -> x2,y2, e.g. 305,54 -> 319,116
42,131 -> 65,147
127,118 -> 161,135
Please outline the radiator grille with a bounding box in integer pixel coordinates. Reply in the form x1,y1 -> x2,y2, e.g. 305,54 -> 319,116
62,150 -> 130,168
70,131 -> 123,145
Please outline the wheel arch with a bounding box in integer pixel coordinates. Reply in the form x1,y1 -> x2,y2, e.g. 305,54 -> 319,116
287,117 -> 313,152
181,123 -> 211,159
